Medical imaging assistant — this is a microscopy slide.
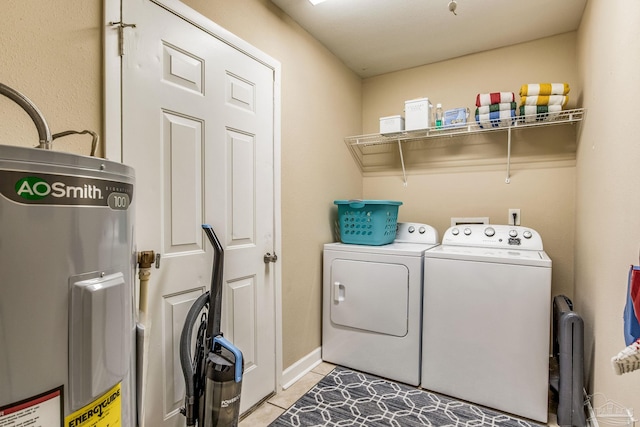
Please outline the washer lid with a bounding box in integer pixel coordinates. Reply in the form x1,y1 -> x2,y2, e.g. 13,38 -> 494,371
425,244 -> 551,267
324,241 -> 439,256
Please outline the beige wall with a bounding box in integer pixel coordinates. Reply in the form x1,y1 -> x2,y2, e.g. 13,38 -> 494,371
576,0 -> 640,413
361,34 -> 580,299
0,0 -> 102,154
0,0 -> 363,371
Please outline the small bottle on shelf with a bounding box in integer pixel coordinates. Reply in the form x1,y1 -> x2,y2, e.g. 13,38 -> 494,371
435,104 -> 443,129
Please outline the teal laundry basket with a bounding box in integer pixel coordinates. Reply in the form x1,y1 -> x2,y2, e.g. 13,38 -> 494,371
334,200 -> 402,245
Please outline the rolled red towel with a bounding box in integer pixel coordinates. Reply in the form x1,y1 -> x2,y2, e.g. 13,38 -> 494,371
475,92 -> 515,107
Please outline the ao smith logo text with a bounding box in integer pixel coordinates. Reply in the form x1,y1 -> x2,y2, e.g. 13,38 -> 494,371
16,176 -> 104,201
0,170 -> 133,209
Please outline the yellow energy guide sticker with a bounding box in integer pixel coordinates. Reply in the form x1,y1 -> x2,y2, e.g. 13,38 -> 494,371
64,383 -> 121,427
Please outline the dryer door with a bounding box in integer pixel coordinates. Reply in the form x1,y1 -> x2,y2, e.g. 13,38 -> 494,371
330,259 -> 409,337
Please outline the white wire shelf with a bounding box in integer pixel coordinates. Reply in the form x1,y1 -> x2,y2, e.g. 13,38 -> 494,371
344,108 -> 585,185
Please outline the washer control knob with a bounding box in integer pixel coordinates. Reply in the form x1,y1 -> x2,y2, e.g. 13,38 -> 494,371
523,230 -> 532,239
451,228 -> 459,236
484,227 -> 495,237
408,225 -> 415,233
419,226 -> 426,234
464,228 -> 472,236
509,229 -> 518,237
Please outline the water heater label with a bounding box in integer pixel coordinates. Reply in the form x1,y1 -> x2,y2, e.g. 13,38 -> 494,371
0,386 -> 63,427
64,383 -> 121,427
0,170 -> 133,209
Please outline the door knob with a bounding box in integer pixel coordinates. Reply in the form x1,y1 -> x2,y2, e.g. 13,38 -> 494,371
263,252 -> 278,264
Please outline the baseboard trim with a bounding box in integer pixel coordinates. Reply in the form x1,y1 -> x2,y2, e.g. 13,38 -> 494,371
281,347 -> 323,390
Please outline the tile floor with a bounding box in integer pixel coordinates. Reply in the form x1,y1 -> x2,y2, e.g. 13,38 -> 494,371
239,362 -> 560,427
239,362 -> 336,426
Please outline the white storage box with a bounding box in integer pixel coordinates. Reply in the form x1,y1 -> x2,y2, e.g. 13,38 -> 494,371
405,98 -> 432,131
379,115 -> 405,135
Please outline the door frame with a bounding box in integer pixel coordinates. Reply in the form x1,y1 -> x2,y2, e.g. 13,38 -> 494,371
103,0 -> 283,394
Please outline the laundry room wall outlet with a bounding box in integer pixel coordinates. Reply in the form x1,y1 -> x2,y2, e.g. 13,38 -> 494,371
508,209 -> 521,226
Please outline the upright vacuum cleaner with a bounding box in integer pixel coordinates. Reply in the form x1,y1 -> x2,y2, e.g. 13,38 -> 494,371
180,225 -> 244,426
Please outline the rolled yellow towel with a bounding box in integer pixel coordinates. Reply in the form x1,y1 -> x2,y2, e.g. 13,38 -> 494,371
519,83 -> 570,97
520,95 -> 568,107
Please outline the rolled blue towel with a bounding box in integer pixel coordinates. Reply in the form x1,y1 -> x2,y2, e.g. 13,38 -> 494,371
475,109 -> 515,128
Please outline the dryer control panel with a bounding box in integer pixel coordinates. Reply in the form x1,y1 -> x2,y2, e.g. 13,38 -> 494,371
442,224 -> 543,250
395,222 -> 439,244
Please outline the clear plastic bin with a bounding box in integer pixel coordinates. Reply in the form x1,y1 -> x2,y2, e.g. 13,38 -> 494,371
588,393 -> 636,427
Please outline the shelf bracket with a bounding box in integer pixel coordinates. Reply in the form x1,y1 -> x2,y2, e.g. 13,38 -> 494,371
397,139 -> 408,186
505,126 -> 512,184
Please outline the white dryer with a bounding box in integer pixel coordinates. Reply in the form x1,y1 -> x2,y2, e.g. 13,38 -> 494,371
322,223 -> 439,386
421,224 -> 551,423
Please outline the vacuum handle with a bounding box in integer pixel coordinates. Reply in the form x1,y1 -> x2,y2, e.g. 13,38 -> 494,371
214,336 -> 243,383
202,224 -> 224,338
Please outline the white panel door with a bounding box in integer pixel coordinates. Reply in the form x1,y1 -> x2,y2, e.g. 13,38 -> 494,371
120,0 -> 277,425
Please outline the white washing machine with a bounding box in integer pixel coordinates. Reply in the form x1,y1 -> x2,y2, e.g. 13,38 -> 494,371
322,223 -> 439,386
421,224 -> 552,423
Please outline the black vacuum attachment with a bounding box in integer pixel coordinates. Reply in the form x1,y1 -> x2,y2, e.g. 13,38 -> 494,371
180,225 -> 244,426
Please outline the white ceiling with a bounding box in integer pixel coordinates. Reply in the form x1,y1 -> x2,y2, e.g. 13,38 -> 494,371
270,0 -> 588,78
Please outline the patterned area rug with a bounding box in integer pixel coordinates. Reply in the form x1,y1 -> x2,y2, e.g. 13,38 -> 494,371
269,366 -> 546,427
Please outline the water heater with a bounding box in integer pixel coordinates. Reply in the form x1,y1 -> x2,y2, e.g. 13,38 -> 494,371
0,144 -> 136,427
